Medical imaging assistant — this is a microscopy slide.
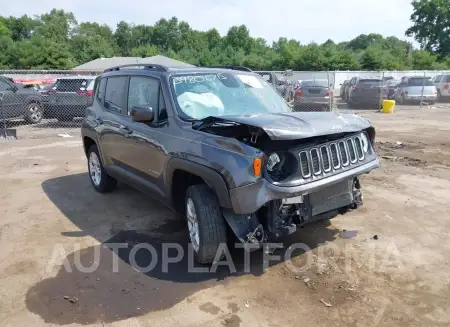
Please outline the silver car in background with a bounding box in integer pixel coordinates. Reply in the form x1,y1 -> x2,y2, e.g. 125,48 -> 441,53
293,79 -> 333,111
394,76 -> 437,105
432,74 -> 450,101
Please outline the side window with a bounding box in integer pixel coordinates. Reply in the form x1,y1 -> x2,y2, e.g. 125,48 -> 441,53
128,76 -> 159,115
96,78 -> 107,104
105,76 -> 129,114
158,88 -> 168,121
434,75 -> 442,83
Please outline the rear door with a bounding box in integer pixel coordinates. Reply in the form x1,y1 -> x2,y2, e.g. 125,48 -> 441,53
97,76 -> 131,168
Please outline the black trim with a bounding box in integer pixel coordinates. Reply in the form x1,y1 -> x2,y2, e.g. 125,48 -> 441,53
165,158 -> 232,209
103,64 -> 169,73
202,65 -> 252,72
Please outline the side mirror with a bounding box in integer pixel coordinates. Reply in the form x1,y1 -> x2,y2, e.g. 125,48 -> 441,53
131,105 -> 154,123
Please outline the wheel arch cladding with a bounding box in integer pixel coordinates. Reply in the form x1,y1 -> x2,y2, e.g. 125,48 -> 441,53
166,158 -> 233,210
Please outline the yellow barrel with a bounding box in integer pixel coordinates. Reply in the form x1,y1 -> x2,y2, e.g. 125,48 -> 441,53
382,100 -> 395,113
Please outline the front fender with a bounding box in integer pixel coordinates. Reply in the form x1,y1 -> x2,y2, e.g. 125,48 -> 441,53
165,158 -> 233,209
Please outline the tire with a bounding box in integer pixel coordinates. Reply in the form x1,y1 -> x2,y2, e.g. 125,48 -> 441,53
87,144 -> 117,193
185,184 -> 228,264
25,102 -> 43,124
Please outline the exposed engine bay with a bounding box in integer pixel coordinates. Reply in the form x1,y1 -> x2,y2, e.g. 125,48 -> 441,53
193,114 -> 377,247
223,177 -> 363,245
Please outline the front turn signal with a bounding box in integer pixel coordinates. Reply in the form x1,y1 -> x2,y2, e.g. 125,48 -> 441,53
253,157 -> 262,177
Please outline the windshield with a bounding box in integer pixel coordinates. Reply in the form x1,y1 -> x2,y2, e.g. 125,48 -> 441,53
171,72 -> 292,120
408,78 -> 434,86
386,80 -> 400,86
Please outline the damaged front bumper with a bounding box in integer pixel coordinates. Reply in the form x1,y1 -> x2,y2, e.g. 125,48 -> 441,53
229,158 -> 380,215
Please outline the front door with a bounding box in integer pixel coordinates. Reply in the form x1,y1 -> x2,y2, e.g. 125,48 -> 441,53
120,75 -> 169,200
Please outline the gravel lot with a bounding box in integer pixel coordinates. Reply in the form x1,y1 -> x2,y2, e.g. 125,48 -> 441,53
1,105 -> 450,327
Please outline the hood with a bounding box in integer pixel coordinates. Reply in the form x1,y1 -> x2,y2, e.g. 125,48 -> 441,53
209,112 -> 372,140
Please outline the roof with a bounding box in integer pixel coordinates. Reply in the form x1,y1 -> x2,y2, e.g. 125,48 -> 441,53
55,76 -> 98,80
72,55 -> 195,71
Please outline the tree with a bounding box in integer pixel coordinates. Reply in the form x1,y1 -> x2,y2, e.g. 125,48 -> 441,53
406,0 -> 450,57
0,8 -> 449,70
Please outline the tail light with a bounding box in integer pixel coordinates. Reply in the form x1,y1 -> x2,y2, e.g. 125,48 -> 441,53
295,89 -> 303,97
77,90 -> 93,96
444,84 -> 449,90
325,89 -> 331,97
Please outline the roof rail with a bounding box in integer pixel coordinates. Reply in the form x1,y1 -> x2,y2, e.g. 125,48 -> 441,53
103,64 -> 169,73
202,65 -> 253,72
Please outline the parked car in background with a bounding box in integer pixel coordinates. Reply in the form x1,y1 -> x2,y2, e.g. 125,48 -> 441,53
293,79 -> 334,111
340,80 -> 350,98
433,74 -> 450,101
255,71 -> 293,101
347,78 -> 387,108
0,76 -> 43,124
42,76 -> 97,121
394,76 -> 437,105
384,79 -> 401,100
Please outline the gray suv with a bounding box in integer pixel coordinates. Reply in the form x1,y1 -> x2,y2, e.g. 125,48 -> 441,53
81,64 -> 380,264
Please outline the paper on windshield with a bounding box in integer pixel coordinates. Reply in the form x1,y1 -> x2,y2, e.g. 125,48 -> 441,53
237,74 -> 264,88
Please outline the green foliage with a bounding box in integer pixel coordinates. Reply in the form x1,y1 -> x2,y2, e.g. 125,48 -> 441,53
406,0 -> 450,58
0,8 -> 449,70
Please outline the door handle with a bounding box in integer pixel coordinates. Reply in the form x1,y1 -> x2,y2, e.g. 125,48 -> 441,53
119,125 -> 132,134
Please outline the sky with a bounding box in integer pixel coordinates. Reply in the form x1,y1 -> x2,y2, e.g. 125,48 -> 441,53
1,0 -> 416,44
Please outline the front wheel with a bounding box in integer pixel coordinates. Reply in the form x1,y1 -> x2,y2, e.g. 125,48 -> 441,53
25,103 -> 43,124
185,184 -> 228,264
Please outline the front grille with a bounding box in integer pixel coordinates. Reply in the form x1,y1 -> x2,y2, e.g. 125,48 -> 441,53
298,134 -> 367,179
299,151 -> 311,177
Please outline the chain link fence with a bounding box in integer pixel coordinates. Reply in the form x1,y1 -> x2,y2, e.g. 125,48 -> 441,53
1,69 -> 449,140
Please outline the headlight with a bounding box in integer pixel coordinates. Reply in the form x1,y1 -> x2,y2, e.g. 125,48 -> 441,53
266,151 -> 297,183
267,153 -> 281,171
360,132 -> 369,152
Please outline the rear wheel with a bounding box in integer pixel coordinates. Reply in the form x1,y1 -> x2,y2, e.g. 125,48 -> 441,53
25,103 -> 43,124
87,144 -> 117,193
185,184 -> 228,264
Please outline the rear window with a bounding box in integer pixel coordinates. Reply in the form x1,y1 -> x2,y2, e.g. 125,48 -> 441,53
386,80 -> 400,86
407,78 -> 434,86
54,79 -> 91,92
358,79 -> 382,86
444,75 -> 450,83
302,80 -> 329,88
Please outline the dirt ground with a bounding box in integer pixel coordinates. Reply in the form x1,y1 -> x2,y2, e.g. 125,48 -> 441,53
1,106 -> 450,327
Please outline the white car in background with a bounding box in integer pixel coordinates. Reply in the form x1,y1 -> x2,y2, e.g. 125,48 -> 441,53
432,74 -> 450,101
